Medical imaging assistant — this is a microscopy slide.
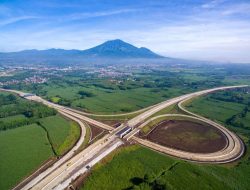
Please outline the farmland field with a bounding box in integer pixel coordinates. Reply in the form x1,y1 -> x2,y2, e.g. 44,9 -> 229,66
43,84 -> 186,114
81,89 -> 250,190
0,124 -> 53,190
0,92 -> 80,190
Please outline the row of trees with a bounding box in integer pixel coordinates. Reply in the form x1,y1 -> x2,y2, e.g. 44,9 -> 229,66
0,100 -> 56,118
0,94 -> 56,130
0,117 -> 33,130
211,91 -> 246,104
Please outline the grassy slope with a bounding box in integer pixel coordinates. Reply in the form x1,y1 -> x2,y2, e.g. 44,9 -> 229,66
82,93 -> 250,190
56,121 -> 80,155
0,124 -> 53,190
39,114 -> 80,155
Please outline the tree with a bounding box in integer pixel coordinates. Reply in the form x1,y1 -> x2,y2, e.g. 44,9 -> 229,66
78,90 -> 95,98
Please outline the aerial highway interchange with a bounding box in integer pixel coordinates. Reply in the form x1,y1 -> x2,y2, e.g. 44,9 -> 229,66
0,85 -> 247,190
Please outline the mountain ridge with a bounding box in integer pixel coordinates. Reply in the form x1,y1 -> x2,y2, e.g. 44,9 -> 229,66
0,39 -> 163,59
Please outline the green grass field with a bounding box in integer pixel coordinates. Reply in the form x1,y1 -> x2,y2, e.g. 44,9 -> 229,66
56,121 -> 80,155
0,124 -> 53,190
39,114 -> 80,155
82,90 -> 250,190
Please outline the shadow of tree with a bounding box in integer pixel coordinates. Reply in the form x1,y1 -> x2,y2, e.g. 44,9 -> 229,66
130,177 -> 144,185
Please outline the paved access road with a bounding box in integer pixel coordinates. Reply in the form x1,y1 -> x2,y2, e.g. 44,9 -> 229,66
0,85 -> 247,189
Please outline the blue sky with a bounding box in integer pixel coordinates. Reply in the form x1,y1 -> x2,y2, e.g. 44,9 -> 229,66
0,0 -> 250,63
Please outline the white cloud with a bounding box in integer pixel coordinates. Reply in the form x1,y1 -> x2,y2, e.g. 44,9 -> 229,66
145,22 -> 250,63
1,18 -> 250,63
202,0 -> 226,9
66,9 -> 138,21
222,3 -> 250,15
0,16 -> 40,27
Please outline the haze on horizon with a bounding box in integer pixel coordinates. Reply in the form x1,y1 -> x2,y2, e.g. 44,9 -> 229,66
0,0 -> 250,63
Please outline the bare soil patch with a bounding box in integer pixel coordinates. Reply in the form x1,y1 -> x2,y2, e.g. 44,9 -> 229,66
89,125 -> 104,140
98,120 -> 122,127
146,120 -> 227,153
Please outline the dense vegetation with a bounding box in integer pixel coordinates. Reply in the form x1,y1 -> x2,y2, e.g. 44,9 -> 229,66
0,92 -> 56,130
82,88 -> 250,190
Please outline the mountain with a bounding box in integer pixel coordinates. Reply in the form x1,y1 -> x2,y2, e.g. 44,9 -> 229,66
81,39 -> 163,58
0,39 -> 164,65
1,39 -> 163,58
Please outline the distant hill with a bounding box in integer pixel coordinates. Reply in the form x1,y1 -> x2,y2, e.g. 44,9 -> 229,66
0,39 -> 164,65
